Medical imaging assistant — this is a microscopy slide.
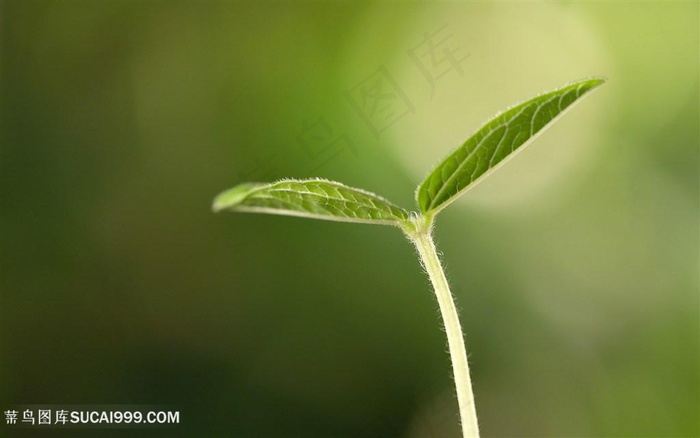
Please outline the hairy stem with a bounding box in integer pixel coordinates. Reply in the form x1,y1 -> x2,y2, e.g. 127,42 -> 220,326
404,216 -> 479,438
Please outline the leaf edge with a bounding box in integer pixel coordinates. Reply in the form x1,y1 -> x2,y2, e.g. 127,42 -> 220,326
415,77 -> 607,215
213,177 -> 411,227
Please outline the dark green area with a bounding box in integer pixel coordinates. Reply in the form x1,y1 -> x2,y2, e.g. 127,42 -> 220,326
1,1 -> 697,437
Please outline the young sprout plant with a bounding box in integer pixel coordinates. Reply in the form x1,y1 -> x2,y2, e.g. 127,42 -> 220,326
213,78 -> 605,437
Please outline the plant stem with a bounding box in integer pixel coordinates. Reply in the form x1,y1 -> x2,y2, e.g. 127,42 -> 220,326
405,216 -> 480,438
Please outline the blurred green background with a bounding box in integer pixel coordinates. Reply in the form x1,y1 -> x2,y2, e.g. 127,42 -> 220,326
1,1 -> 698,437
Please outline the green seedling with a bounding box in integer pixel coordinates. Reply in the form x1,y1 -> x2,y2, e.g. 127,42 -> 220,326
213,78 -> 605,437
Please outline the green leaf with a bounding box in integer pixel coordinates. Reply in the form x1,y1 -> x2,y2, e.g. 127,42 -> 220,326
416,78 -> 605,214
213,178 -> 409,226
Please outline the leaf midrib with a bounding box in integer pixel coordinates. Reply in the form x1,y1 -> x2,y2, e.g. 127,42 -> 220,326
425,83 -> 586,212
428,106 -> 523,211
252,187 -> 408,219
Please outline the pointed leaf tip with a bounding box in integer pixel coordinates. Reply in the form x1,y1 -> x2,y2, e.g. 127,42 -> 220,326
212,182 -> 265,212
416,78 -> 605,214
